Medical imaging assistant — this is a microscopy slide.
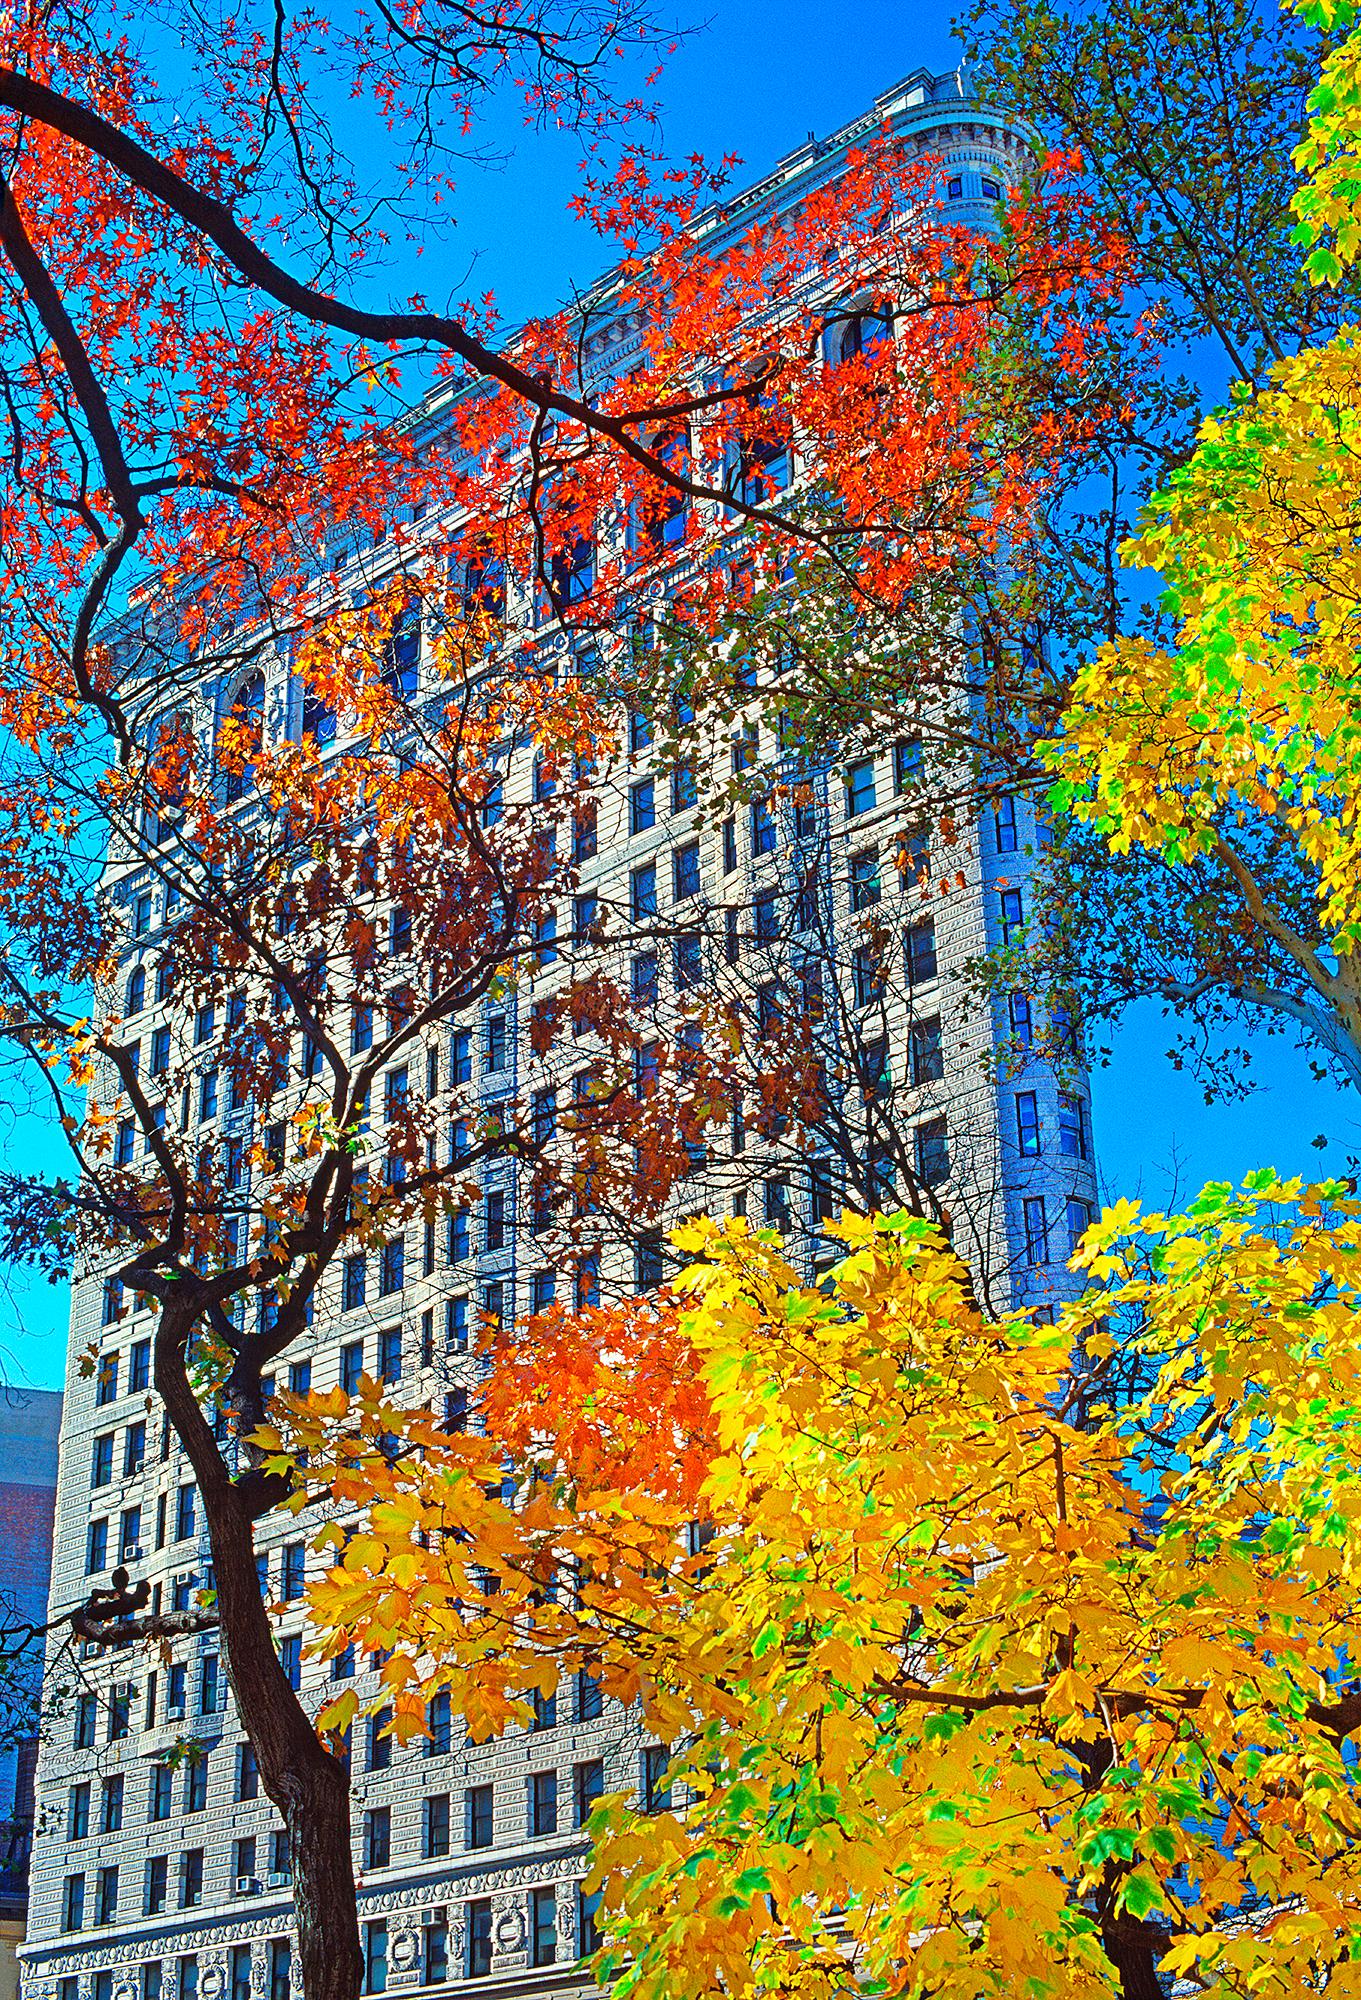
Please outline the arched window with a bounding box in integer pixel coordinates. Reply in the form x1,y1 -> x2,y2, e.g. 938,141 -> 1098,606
628,428 -> 690,560
462,543 -> 506,629
833,307 -> 893,368
155,957 -> 174,1004
723,374 -> 790,510
144,712 -> 192,843
125,964 -> 146,1016
302,685 -> 336,747
219,672 -> 265,804
381,601 -> 421,699
541,478 -> 594,612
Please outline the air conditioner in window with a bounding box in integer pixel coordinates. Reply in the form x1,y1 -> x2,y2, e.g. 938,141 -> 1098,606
236,1875 -> 261,1895
166,1700 -> 185,1720
267,1870 -> 292,1888
421,1907 -> 447,1927
123,1545 -> 144,1563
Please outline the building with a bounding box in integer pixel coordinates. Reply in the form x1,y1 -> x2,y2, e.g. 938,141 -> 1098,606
0,1388 -> 61,2000
21,70 -> 1095,2000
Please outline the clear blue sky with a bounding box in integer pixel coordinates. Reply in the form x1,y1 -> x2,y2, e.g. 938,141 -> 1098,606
0,0 -> 1345,1389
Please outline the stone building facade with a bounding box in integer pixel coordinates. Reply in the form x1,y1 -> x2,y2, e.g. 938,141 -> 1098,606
21,68 -> 1095,2000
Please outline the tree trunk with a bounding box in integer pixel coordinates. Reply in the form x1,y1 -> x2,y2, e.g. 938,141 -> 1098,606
156,1321 -> 363,2000
1102,1923 -> 1165,2000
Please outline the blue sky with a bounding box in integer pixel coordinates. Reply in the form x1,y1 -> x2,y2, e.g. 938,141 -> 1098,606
0,0 -> 1346,1389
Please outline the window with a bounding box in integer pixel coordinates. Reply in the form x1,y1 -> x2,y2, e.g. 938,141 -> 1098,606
332,1643 -> 355,1682
1016,1092 -> 1041,1157
144,1854 -> 168,1916
845,759 -> 876,817
271,1828 -> 292,1880
467,1901 -> 493,1979
363,1805 -> 391,1870
126,963 -> 147,1014
982,175 -> 1001,198
530,1269 -> 555,1314
909,1017 -> 944,1085
384,1065 -> 409,1121
579,1885 -> 603,1958
423,1793 -> 451,1859
574,1254 -> 600,1313
750,886 -> 776,946
1066,1196 -> 1093,1258
994,794 -> 1018,853
530,1769 -> 558,1836
483,1188 -> 505,1255
289,1358 -> 312,1397
467,1782 -> 494,1849
1058,1093 -> 1090,1160
175,1482 -> 196,1540
377,1326 -> 401,1384
531,1685 -> 557,1731
129,1336 -> 151,1391
343,1256 -> 367,1313
167,1661 -> 186,1714
86,1518 -> 108,1574
642,1743 -> 671,1812
450,1027 -> 472,1084
722,816 -> 737,873
423,1920 -> 450,1988
62,1873 -> 85,1930
631,951 -> 658,1003
74,1692 -> 97,1749
1009,991 -> 1033,1047
184,1755 -> 207,1812
481,778 -> 503,829
947,174 -> 963,197
531,1886 -> 557,1968
446,1296 -> 468,1352
572,802 -> 598,863
999,886 -> 1024,946
749,795 -> 776,856
237,1740 -> 259,1801
179,1961 -> 198,2000
68,1780 -> 91,1840
368,1707 -> 393,1773
197,1069 -> 218,1123
364,1918 -> 389,1995
281,1541 -> 305,1600
631,861 -> 657,921
341,1340 -> 364,1391
893,738 -> 923,793
180,1848 -> 204,1909
95,1864 -> 118,1925
532,908 -> 557,967
123,1418 -> 147,1477
673,840 -> 700,900
1023,1196 -> 1048,1266
233,1839 -> 257,1896
384,601 -> 421,697
636,1235 -> 664,1292
574,1758 -> 604,1827
133,891 -> 152,937
904,918 -> 937,986
91,1430 -> 114,1488
230,1946 -> 253,2000
671,760 -> 697,812
849,849 -> 881,911
674,932 -> 701,990
576,1669 -> 603,1721
279,1633 -> 302,1691
149,1764 -> 172,1820
269,1939 -> 292,2000
486,1015 -> 507,1073
379,1237 -> 404,1295
120,1505 -> 142,1562
108,1684 -> 130,1741
852,943 -> 881,1009
914,1118 -> 950,1189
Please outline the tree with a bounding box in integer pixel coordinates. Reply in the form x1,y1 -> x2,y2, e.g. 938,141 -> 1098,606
1040,0 -> 1361,1093
0,11 -> 1140,1992
292,1180 -> 1361,2000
